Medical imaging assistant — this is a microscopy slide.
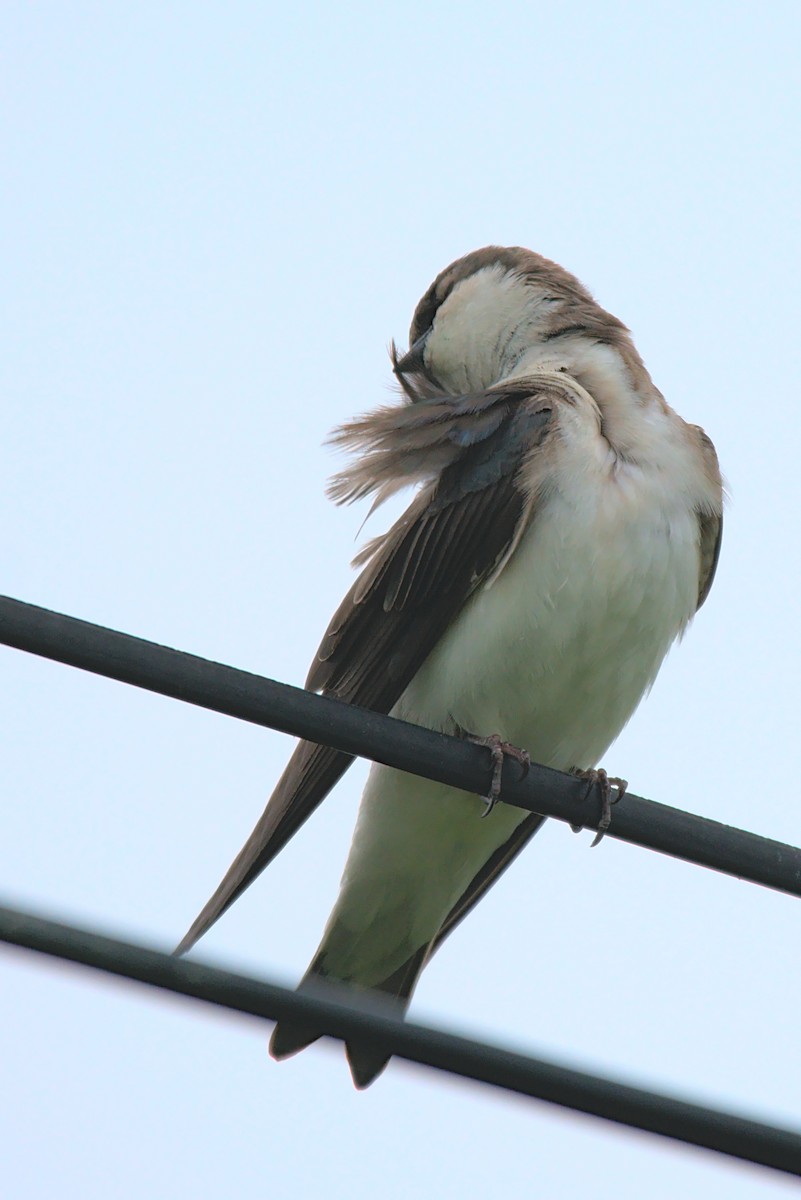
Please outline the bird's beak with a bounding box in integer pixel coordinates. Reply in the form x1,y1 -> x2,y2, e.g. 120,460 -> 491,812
394,331 -> 430,377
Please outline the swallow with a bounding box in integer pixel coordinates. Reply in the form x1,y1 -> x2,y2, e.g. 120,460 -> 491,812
178,246 -> 723,1087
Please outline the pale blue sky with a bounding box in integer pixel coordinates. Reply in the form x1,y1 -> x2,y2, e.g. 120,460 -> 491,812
3,3 -> 801,1196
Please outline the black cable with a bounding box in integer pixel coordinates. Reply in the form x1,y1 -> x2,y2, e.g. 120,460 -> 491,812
2,902 -> 800,1177
2,594 -> 800,898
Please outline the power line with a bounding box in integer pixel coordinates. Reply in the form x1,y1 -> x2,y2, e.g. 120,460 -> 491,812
2,901 -> 800,1178
2,594 -> 801,899
3,592 -> 801,1178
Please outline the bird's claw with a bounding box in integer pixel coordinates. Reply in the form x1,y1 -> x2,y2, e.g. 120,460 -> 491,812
452,722 -> 530,817
571,768 -> 627,846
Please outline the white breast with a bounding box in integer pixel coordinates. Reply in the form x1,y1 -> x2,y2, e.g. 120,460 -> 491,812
317,395 -> 706,984
398,443 -> 700,773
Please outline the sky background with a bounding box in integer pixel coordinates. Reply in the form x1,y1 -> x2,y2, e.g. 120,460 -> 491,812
2,3 -> 801,1196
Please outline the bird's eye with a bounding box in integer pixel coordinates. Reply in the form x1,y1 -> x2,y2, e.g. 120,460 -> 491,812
409,302 -> 438,346
542,323 -> 590,342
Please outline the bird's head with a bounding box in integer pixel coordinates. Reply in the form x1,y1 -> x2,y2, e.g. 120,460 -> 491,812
393,246 -> 644,398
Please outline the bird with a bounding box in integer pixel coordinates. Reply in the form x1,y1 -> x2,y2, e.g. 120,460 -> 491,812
177,245 -> 723,1087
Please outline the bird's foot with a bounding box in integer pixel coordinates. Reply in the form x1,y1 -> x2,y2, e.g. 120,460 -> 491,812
452,722 -> 531,817
570,768 -> 627,846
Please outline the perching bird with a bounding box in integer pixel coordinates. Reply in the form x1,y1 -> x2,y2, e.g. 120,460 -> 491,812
178,246 -> 723,1087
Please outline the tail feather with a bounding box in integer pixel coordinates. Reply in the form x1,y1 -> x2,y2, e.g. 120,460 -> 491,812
270,944 -> 430,1087
343,944 -> 430,1088
345,1041 -> 392,1090
269,1021 -> 321,1061
269,813 -> 548,1085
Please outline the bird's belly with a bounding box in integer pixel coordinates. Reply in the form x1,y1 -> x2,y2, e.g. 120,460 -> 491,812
398,481 -> 700,772
320,476 -> 701,982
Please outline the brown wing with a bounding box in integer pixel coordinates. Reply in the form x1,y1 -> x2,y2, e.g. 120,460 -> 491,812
691,425 -> 723,611
176,384 -> 556,953
696,510 -> 722,609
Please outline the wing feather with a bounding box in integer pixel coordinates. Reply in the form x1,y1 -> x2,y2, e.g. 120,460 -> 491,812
177,385 -> 555,953
692,425 -> 723,611
696,511 -> 722,610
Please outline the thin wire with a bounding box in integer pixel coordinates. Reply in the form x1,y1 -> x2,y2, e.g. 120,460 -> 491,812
2,594 -> 801,899
2,901 -> 800,1178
